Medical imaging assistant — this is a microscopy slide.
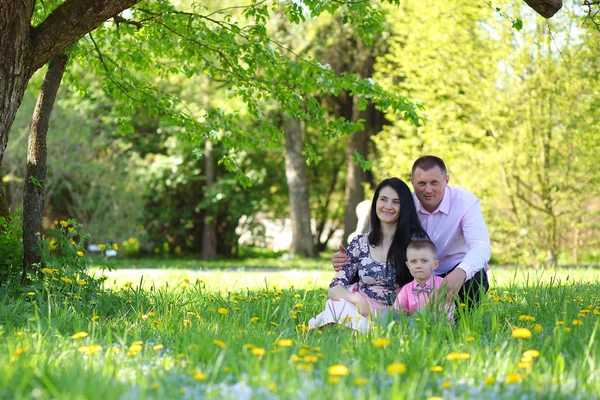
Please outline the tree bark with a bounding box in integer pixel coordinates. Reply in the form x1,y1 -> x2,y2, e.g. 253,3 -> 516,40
523,0 -> 562,19
22,53 -> 69,281
201,140 -> 217,260
283,116 -> 315,258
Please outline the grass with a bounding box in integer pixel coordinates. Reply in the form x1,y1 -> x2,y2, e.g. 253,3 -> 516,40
1,261 -> 599,399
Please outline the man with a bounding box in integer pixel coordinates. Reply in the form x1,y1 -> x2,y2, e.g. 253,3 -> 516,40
333,155 -> 491,306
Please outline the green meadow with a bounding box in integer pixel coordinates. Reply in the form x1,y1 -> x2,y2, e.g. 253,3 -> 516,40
1,260 -> 599,399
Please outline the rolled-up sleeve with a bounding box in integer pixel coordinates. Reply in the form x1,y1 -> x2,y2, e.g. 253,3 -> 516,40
456,200 -> 491,281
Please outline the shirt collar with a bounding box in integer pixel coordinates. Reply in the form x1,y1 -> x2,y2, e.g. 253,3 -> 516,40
417,186 -> 450,215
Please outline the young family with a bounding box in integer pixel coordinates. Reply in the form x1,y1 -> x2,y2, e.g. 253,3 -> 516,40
308,156 -> 491,332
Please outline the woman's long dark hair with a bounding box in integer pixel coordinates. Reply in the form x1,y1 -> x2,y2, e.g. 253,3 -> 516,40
368,178 -> 427,287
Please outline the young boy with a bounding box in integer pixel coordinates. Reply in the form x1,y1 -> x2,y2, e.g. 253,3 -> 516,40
394,239 -> 453,317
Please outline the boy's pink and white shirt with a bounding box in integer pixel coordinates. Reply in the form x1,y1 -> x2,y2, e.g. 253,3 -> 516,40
394,275 -> 446,314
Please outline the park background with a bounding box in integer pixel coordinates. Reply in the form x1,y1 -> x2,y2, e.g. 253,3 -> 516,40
1,0 -> 600,399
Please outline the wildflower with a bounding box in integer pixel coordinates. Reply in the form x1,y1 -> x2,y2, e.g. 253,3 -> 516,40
505,373 -> 524,384
151,383 -> 160,390
446,352 -> 470,360
61,277 -> 73,284
270,321 -> 278,326
430,365 -> 443,372
91,316 -> 100,322
276,339 -> 293,347
441,381 -> 452,389
564,327 -> 572,333
387,362 -> 407,376
113,244 -> 119,251
27,292 -> 35,296
329,376 -> 341,384
60,220 -> 68,228
153,344 -> 164,351
519,315 -> 536,322
511,328 -> 532,339
213,340 -> 226,349
428,397 -> 443,400
251,347 -> 266,356
373,338 -> 390,348
41,268 -> 53,274
72,331 -> 89,339
78,345 -> 102,355
354,377 -> 369,385
533,324 -> 543,332
572,320 -> 583,326
328,364 -> 350,376
193,371 -> 207,381
250,317 -> 259,322
465,336 -> 475,342
518,361 -> 532,369
98,244 -> 106,250
484,376 -> 496,385
77,279 -> 86,285
523,350 -> 540,358
217,308 -> 228,315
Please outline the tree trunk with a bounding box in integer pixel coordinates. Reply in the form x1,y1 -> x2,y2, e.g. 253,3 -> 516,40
283,116 -> 315,258
201,140 -> 217,259
22,53 -> 69,281
342,125 -> 368,246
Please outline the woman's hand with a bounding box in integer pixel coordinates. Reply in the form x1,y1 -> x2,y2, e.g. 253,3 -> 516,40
332,244 -> 349,272
355,297 -> 372,317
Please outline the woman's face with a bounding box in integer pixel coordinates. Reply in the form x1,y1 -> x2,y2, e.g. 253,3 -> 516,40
376,186 -> 401,225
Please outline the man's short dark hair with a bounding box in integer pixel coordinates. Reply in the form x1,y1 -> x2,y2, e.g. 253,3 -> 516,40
407,239 -> 437,258
411,156 -> 447,177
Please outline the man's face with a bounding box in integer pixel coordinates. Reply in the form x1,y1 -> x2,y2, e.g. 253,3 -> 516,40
411,166 -> 449,213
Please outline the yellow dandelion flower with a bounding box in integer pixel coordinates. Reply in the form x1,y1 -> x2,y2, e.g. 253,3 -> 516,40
91,315 -> 100,322
465,336 -> 475,342
446,352 -> 470,360
60,220 -> 68,228
76,251 -> 83,257
61,277 -> 73,284
572,319 -> 583,326
505,373 -> 524,384
153,344 -> 164,351
329,376 -> 341,384
441,381 -> 452,389
519,315 -> 536,321
217,308 -> 228,315
511,328 -> 532,339
41,267 -> 53,274
251,347 -> 266,356
27,292 -> 35,296
290,354 -> 302,362
518,361 -> 532,369
250,317 -> 259,322
523,350 -> 540,358
556,321 -> 564,325
484,376 -> 496,385
354,377 -> 369,385
430,365 -> 443,372
564,327 -> 572,333
151,383 -> 160,390
276,339 -> 293,347
304,355 -> 318,363
328,364 -> 349,376
72,331 -> 89,339
98,244 -> 106,250
373,338 -> 390,348
193,371 -> 207,381
387,362 -> 407,376
113,244 -> 119,251
129,344 -> 143,353
77,279 -> 86,285
296,363 -> 314,371
213,340 -> 226,349
533,324 -> 543,332
428,397 -> 444,400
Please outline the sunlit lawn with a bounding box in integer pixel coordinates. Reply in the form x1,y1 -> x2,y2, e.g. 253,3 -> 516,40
1,258 -> 599,399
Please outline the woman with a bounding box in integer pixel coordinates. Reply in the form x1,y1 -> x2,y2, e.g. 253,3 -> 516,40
308,177 -> 427,333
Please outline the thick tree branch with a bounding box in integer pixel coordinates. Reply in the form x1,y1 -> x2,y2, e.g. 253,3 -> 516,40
523,0 -> 562,19
30,0 -> 141,73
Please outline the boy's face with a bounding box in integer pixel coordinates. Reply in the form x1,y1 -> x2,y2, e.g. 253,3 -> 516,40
406,248 -> 439,283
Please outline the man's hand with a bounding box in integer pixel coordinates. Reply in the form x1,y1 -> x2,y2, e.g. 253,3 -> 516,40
442,268 -> 466,299
332,244 -> 349,272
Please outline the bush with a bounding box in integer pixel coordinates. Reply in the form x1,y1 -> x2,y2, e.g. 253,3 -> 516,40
0,213 -> 24,284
